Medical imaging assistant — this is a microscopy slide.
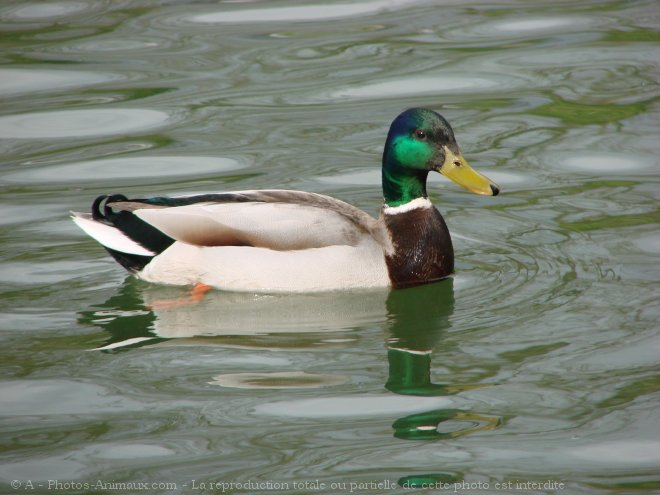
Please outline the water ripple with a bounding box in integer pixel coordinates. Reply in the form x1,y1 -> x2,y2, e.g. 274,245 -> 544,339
66,39 -> 164,53
255,395 -> 454,419
0,379 -> 146,416
0,108 -> 169,139
210,372 -> 349,390
3,156 -> 243,185
0,68 -> 121,96
186,0 -> 427,24
323,74 -> 526,101
446,14 -> 603,42
554,151 -> 657,175
1,1 -> 91,21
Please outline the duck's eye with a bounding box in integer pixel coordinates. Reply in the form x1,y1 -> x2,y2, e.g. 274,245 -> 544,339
414,129 -> 427,140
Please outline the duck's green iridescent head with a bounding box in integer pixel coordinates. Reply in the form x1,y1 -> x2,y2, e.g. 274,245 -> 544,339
382,108 -> 499,207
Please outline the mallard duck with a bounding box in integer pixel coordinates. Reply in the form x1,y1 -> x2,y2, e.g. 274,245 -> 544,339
72,108 -> 499,292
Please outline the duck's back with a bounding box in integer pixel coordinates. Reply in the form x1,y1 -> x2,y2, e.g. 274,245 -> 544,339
72,190 -> 393,292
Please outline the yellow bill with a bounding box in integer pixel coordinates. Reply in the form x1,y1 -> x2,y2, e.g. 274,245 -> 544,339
440,146 -> 500,196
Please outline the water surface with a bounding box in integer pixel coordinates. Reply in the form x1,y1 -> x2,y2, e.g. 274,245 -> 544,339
1,1 -> 658,494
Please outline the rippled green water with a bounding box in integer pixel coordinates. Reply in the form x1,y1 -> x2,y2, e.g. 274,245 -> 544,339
1,1 -> 659,494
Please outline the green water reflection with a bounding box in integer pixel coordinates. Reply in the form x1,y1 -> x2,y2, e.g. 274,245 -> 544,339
81,276 -> 502,491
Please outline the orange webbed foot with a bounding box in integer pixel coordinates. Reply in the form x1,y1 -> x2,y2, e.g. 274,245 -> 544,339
148,283 -> 213,311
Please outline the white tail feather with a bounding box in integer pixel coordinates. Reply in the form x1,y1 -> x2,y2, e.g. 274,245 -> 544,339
71,212 -> 155,256
90,337 -> 158,351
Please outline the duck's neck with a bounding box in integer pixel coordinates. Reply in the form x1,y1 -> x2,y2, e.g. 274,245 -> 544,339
382,158 -> 429,207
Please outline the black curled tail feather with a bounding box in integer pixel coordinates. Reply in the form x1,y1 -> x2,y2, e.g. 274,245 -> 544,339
90,194 -> 176,273
92,194 -> 128,222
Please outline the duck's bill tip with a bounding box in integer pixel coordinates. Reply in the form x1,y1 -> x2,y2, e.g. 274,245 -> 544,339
440,147 -> 500,196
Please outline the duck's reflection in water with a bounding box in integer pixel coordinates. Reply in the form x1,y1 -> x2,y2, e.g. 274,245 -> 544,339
80,277 -> 501,486
385,280 -> 501,438
80,278 -> 390,349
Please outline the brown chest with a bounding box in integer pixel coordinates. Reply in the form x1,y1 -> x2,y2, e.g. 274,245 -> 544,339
383,206 -> 454,289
